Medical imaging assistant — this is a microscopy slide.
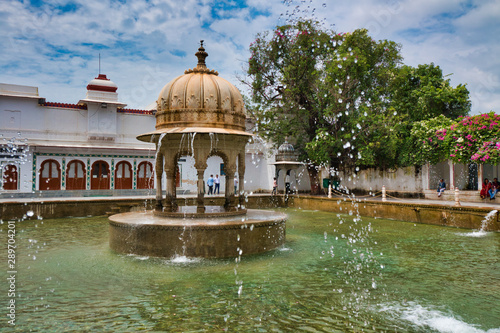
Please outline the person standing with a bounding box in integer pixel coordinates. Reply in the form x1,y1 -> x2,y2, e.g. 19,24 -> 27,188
285,171 -> 291,195
272,177 -> 277,195
214,174 -> 220,194
207,174 -> 214,195
437,179 -> 446,197
234,175 -> 238,195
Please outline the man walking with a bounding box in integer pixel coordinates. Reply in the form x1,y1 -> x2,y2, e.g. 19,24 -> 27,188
207,174 -> 214,195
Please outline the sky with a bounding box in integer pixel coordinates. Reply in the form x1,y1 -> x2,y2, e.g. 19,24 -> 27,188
1,0 -> 499,114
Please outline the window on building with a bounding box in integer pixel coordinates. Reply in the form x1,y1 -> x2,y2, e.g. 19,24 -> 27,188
2,164 -> 18,190
66,160 -> 86,190
115,161 -> 132,189
137,161 -> 154,189
39,159 -> 61,190
91,161 -> 110,190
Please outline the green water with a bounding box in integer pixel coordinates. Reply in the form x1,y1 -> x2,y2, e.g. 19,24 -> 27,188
1,209 -> 499,332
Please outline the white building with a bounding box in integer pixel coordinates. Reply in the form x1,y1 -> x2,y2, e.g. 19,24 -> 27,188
0,74 -> 291,197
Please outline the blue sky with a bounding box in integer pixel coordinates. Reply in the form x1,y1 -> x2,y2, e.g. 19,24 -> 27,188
1,0 -> 499,113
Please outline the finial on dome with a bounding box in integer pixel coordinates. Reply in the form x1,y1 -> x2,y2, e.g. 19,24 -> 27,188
195,40 -> 208,69
184,41 -> 218,75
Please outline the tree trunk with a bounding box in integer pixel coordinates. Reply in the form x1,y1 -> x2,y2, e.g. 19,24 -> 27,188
307,165 -> 321,195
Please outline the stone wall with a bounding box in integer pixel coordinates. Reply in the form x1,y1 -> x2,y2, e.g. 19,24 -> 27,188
289,196 -> 499,231
1,195 -> 498,231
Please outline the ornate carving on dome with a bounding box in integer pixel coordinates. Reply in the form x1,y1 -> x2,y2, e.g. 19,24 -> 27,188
185,68 -> 219,75
205,94 -> 217,109
234,99 -> 244,113
207,110 -> 216,123
187,94 -> 200,109
221,96 -> 231,110
171,95 -> 183,109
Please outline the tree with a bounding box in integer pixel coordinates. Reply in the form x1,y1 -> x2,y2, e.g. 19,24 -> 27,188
390,64 -> 470,122
390,64 -> 471,166
244,20 -> 402,192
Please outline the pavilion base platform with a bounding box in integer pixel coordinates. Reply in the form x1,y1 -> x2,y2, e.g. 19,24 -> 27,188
109,209 -> 286,258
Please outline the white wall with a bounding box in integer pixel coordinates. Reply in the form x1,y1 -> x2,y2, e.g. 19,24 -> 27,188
339,166 -> 424,193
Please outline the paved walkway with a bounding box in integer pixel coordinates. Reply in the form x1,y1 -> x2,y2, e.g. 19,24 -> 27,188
1,193 -> 498,210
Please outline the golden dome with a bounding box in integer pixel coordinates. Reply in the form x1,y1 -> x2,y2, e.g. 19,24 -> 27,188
154,41 -> 247,135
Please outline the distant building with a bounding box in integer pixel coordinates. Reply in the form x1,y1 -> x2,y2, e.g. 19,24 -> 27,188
0,75 -> 157,197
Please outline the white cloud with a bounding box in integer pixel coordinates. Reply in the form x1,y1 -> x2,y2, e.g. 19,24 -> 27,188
0,0 -> 498,114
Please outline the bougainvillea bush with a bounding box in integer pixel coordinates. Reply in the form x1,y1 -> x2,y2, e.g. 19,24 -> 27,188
412,112 -> 500,165
445,112 -> 500,164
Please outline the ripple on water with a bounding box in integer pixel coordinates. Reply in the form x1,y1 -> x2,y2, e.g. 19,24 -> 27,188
456,230 -> 490,238
378,302 -> 500,333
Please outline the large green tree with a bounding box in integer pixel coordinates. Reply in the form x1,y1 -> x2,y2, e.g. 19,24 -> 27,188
391,64 -> 471,166
244,20 -> 402,191
390,64 -> 470,122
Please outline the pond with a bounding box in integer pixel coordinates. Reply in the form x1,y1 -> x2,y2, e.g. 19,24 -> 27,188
1,208 -> 499,332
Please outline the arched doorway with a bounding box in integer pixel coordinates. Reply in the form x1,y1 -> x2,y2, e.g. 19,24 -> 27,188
66,160 -> 86,190
91,160 -> 110,190
2,164 -> 18,190
39,159 -> 61,190
115,161 -> 132,190
137,161 -> 154,189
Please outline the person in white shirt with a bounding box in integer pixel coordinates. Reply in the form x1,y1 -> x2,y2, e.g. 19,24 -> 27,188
285,171 -> 291,194
214,174 -> 220,194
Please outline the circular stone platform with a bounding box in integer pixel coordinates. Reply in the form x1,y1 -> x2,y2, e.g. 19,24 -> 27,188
153,205 -> 247,218
109,209 -> 286,258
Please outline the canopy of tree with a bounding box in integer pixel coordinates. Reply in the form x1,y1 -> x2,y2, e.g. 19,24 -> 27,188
243,20 -> 472,191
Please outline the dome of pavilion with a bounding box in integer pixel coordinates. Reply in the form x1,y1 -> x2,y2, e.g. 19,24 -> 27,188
276,139 -> 299,163
148,41 -> 248,139
278,140 -> 295,153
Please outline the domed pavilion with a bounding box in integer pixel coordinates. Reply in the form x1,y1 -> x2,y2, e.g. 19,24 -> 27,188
138,41 -> 252,214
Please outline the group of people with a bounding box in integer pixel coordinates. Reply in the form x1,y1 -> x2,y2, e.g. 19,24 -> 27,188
206,174 -> 220,195
480,178 -> 499,200
206,174 -> 239,195
271,172 -> 292,195
438,177 -> 499,200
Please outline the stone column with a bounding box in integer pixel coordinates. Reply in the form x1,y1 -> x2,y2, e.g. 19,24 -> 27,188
224,166 -> 236,211
238,152 -> 246,206
448,159 -> 455,190
478,164 -> 484,190
155,152 -> 164,210
422,163 -> 430,191
196,168 -> 205,213
164,168 -> 177,212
